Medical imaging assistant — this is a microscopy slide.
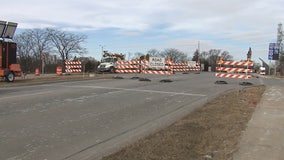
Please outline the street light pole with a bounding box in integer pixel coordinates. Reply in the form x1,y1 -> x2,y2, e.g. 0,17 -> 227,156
99,45 -> 106,57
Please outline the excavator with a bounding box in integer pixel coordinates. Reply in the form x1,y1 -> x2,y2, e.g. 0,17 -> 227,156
0,20 -> 21,82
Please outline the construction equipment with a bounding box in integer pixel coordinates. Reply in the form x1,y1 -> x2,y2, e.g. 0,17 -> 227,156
0,21 -> 21,82
97,51 -> 125,73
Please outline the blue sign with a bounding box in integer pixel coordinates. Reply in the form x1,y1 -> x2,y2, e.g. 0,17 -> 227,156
268,43 -> 279,60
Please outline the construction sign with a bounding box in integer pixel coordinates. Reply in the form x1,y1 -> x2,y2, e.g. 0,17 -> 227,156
149,57 -> 165,69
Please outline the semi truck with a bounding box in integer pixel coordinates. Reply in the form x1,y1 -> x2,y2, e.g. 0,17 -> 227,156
0,21 -> 21,82
97,51 -> 125,73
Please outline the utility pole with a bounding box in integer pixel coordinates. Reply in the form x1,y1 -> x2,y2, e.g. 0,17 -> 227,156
277,23 -> 283,75
99,45 -> 106,57
198,41 -> 200,54
198,41 -> 202,71
41,53 -> 45,75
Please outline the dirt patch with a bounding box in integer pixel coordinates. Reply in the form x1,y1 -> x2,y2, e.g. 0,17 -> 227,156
102,85 -> 265,160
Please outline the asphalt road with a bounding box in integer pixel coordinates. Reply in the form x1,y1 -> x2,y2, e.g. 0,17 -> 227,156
0,72 -> 262,160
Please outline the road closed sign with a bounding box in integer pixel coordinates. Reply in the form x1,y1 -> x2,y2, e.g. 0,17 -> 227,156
188,61 -> 197,67
149,57 -> 165,69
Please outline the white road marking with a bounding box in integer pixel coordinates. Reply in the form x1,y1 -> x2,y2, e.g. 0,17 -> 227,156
0,91 -> 53,101
67,85 -> 207,97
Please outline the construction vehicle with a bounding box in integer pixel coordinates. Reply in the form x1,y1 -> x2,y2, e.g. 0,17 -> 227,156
0,21 -> 21,82
97,51 -> 125,73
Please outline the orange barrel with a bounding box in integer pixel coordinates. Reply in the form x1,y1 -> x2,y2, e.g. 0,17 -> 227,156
35,68 -> 40,76
56,66 -> 62,76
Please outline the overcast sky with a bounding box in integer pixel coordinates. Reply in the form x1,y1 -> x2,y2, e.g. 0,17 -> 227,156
2,0 -> 284,62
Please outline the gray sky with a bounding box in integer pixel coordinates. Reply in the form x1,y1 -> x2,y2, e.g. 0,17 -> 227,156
2,0 -> 284,62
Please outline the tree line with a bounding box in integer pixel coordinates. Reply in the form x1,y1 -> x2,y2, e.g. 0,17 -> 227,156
15,28 -> 234,73
15,28 -> 89,73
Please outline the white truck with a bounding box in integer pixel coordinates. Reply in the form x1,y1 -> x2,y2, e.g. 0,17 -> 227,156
259,66 -> 266,75
97,51 -> 125,73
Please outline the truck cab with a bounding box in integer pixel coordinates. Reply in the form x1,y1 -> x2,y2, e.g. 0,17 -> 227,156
259,66 -> 266,75
97,51 -> 125,73
98,56 -> 117,73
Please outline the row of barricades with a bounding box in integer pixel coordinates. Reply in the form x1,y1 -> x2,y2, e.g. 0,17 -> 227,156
34,60 -> 82,76
34,66 -> 63,76
115,60 -> 200,74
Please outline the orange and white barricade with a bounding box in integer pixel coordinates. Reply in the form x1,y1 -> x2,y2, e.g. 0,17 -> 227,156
115,60 -> 140,73
172,62 -> 200,73
140,60 -> 173,75
215,60 -> 254,79
115,59 -> 174,75
65,60 -> 82,73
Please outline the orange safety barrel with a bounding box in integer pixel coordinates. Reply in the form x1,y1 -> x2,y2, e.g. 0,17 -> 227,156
35,68 -> 40,76
56,66 -> 62,76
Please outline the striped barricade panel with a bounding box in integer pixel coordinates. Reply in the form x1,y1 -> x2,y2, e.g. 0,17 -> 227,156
172,62 -> 200,72
141,70 -> 173,75
217,61 -> 254,67
216,67 -> 253,73
65,60 -> 82,73
115,59 -> 174,75
115,60 -> 140,73
215,73 -> 252,79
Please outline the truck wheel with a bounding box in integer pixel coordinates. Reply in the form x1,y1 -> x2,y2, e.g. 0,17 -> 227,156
5,72 -> 15,82
110,67 -> 115,73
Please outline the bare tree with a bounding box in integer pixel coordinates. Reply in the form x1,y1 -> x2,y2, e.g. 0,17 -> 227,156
197,49 -> 233,71
131,52 -> 144,60
14,32 -> 35,72
221,50 -> 233,61
147,49 -> 160,57
208,49 -> 221,64
14,32 -> 33,57
48,28 -> 87,65
15,28 -> 87,73
15,29 -> 51,73
192,49 -> 199,62
28,29 -> 52,60
160,48 -> 187,62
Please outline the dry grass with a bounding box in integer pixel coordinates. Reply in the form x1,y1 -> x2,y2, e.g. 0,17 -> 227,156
103,85 -> 265,160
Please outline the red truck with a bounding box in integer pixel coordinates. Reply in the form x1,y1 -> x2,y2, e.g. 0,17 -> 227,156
0,21 -> 21,82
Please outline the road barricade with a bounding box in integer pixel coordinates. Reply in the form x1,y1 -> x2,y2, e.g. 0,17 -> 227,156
56,66 -> 63,76
65,60 -> 82,73
35,68 -> 40,76
114,59 -> 174,82
172,62 -> 200,73
140,60 -> 173,75
215,60 -> 254,85
115,60 -> 174,75
115,60 -> 140,74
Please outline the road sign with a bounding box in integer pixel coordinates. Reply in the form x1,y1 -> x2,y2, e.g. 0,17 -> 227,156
188,61 -> 197,67
268,43 -> 279,60
149,57 -> 165,69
